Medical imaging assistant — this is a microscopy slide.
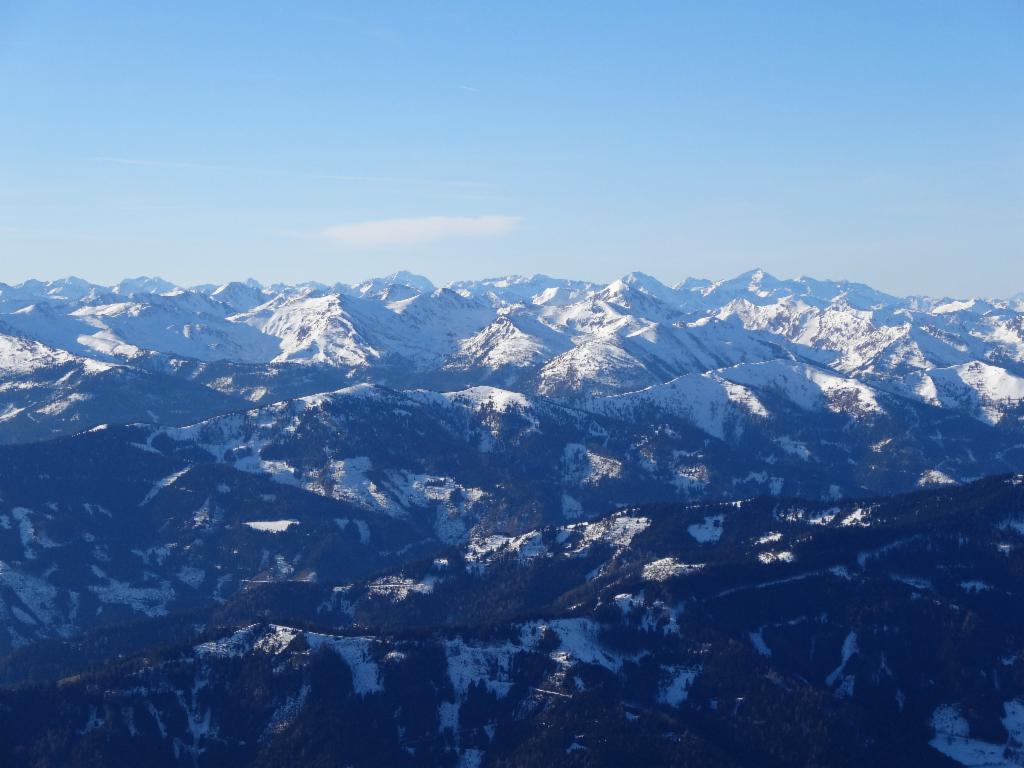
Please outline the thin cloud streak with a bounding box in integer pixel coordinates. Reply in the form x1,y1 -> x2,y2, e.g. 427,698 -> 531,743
0,225 -> 107,241
312,174 -> 494,190
93,156 -> 231,171
93,158 -> 495,191
323,215 -> 521,247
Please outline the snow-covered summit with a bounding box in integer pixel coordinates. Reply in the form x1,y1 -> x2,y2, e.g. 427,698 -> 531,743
0,269 -> 1020,424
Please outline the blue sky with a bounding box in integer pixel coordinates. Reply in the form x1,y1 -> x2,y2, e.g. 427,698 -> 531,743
1,1 -> 1021,296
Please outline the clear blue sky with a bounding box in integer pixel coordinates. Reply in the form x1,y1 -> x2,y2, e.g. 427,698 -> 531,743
1,1 -> 1021,296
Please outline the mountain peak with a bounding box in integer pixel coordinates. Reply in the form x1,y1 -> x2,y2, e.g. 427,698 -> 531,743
606,272 -> 673,297
113,276 -> 178,295
620,271 -> 668,289
739,267 -> 778,285
384,271 -> 434,292
356,271 -> 434,300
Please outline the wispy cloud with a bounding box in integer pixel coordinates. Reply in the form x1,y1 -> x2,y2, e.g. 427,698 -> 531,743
95,158 -> 496,192
0,225 -> 105,241
323,215 -> 521,247
459,84 -> 480,93
312,174 -> 494,191
93,156 -> 230,170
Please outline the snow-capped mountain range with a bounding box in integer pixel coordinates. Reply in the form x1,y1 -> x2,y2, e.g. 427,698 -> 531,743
0,272 -> 1019,481
1,268 -> 1022,518
2,268 -> 1023,417
1,270 -> 1023,500
3,271 -> 1024,766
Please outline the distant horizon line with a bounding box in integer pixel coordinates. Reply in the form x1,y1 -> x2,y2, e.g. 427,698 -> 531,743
2,268 -> 1022,302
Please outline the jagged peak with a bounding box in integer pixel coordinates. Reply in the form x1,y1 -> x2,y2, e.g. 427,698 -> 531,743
620,271 -> 669,289
112,276 -> 179,295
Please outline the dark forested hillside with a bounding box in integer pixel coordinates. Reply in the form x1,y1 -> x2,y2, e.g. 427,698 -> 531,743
1,474 -> 1023,766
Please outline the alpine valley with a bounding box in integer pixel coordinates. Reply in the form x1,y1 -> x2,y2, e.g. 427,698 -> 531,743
2,270 -> 1024,767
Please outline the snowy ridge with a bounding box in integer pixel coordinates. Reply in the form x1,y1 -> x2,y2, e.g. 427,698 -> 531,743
587,372 -> 768,440
0,270 -> 1019,430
